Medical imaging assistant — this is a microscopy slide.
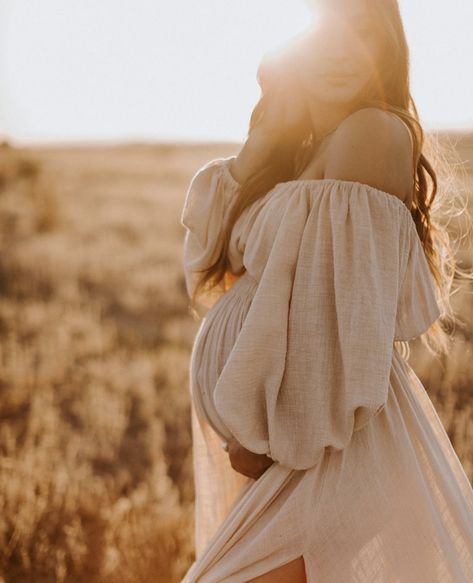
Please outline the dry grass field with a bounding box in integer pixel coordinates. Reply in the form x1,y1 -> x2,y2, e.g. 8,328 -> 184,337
0,134 -> 472,582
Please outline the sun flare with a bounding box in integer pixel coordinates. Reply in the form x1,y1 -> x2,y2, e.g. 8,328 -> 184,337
1,0 -> 471,144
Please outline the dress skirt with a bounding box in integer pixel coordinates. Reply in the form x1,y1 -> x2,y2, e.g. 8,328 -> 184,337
184,271 -> 473,582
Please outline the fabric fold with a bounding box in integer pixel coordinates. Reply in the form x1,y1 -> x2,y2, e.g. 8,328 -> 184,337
213,180 -> 441,471
179,152 -> 473,583
180,157 -> 241,316
394,220 -> 442,340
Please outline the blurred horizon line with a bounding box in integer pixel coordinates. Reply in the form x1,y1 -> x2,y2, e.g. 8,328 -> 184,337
4,125 -> 473,151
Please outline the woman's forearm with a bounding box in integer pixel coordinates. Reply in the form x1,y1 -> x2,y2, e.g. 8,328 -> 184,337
229,127 -> 279,185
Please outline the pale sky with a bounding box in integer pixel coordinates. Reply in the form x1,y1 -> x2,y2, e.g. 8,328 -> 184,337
1,0 -> 472,146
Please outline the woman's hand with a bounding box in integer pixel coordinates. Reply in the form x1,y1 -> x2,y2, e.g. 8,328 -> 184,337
229,31 -> 311,185
226,437 -> 275,480
256,33 -> 310,136
256,67 -> 308,137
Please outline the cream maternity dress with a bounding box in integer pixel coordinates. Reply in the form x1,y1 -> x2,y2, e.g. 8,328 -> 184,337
179,147 -> 473,582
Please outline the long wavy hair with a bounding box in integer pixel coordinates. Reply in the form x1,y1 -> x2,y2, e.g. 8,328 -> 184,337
190,0 -> 473,360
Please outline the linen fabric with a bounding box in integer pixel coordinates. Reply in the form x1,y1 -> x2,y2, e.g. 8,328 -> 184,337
179,155 -> 473,582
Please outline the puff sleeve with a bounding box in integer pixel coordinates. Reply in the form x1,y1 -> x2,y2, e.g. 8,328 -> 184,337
212,180 -> 441,471
180,156 -> 241,316
394,220 -> 441,341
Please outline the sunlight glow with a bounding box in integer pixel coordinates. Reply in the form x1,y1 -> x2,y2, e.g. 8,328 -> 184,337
1,0 -> 472,144
253,1 -> 314,60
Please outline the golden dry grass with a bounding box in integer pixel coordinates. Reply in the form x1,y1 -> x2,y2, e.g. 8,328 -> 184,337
0,135 -> 472,581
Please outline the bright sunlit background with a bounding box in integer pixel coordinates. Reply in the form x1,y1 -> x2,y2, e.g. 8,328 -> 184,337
1,0 -> 472,145
1,4 -> 473,581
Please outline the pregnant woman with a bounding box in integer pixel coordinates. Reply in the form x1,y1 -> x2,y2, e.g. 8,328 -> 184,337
180,0 -> 473,581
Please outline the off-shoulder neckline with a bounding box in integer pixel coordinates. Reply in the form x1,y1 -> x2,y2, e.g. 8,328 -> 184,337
275,177 -> 412,213
221,158 -> 413,217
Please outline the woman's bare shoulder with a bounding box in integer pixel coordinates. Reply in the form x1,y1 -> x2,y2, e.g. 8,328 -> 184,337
321,108 -> 413,203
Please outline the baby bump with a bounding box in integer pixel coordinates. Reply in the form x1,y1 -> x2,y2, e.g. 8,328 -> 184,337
191,271 -> 259,439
